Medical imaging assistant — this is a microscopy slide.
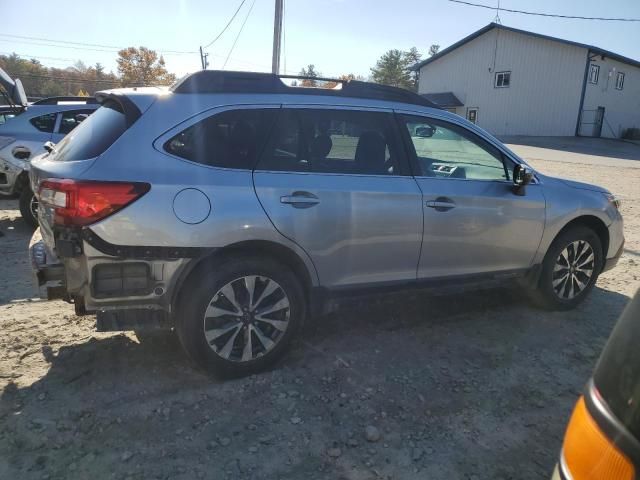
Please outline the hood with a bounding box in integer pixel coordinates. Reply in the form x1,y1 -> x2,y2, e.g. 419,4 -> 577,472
559,178 -> 610,194
0,68 -> 28,107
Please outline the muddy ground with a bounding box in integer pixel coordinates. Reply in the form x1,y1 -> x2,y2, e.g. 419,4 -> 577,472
0,138 -> 638,480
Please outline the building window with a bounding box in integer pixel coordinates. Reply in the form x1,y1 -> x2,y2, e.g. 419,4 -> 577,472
466,107 -> 479,124
588,64 -> 600,84
615,72 -> 625,90
494,71 -> 511,88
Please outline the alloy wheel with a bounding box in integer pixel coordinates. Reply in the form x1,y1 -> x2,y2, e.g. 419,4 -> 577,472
552,240 -> 595,300
202,276 -> 291,362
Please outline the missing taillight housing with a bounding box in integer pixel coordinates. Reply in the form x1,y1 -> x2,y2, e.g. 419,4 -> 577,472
38,179 -> 150,226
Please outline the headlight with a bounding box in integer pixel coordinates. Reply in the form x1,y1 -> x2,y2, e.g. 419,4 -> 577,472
605,193 -> 622,210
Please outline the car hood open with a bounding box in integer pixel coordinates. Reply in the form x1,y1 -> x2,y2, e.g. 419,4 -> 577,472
0,67 -> 28,107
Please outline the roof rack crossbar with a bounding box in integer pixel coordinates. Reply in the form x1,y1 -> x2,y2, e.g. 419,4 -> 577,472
170,71 -> 438,109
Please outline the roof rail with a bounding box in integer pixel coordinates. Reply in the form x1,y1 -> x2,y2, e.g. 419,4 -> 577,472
31,96 -> 98,105
170,70 -> 439,109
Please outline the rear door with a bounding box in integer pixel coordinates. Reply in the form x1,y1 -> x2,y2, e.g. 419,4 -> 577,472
253,106 -> 423,288
397,113 -> 545,279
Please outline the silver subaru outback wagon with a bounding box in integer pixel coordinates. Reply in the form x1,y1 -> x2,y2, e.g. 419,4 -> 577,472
29,71 -> 624,377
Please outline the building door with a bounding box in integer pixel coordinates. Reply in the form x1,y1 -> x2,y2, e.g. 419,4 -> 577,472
466,107 -> 478,124
594,106 -> 605,137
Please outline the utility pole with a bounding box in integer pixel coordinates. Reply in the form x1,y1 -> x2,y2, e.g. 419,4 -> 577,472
199,46 -> 209,70
271,0 -> 283,74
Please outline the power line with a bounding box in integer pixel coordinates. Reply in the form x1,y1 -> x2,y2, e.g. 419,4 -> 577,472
447,0 -> 640,21
223,0 -> 257,69
0,33 -> 197,54
203,0 -> 248,48
3,72 -> 122,85
0,51 -> 79,62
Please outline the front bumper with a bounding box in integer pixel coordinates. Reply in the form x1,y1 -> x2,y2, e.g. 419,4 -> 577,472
602,238 -> 624,273
29,228 -> 66,300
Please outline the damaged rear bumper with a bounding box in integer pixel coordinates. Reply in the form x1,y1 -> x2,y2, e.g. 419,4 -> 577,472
29,227 -> 66,300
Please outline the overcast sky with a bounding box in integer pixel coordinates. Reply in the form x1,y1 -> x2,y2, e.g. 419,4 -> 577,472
2,0 -> 640,78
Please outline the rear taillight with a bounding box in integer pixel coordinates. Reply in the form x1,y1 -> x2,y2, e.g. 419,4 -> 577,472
561,396 -> 635,480
38,179 -> 150,226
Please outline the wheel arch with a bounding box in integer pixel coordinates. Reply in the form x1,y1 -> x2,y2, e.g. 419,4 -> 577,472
170,239 -> 317,314
551,215 -> 609,264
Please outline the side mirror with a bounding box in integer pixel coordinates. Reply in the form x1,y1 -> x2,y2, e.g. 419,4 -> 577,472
43,141 -> 56,154
512,164 -> 534,196
415,126 -> 435,138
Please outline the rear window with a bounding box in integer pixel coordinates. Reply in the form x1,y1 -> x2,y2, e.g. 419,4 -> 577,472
30,113 -> 56,133
164,108 -> 276,170
52,100 -> 127,162
593,293 -> 640,439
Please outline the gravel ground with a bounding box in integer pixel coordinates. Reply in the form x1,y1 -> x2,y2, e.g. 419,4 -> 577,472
0,139 -> 638,480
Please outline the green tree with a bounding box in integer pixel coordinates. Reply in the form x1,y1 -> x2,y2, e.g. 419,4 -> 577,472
370,49 -> 412,89
428,44 -> 440,57
116,47 -> 176,87
299,64 -> 319,87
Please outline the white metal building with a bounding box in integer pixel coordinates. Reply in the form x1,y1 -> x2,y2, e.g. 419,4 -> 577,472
413,23 -> 640,138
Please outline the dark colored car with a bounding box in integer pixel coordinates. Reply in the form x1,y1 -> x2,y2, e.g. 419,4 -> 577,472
553,290 -> 640,480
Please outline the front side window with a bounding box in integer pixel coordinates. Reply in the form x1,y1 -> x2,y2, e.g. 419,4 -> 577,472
494,71 -> 511,88
615,72 -> 625,90
58,109 -> 94,135
29,113 -> 56,133
400,115 -> 509,181
589,64 -> 600,84
257,109 -> 405,176
165,109 -> 276,169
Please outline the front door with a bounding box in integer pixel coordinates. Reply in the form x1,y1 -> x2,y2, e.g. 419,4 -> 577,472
253,107 -> 423,288
594,106 -> 605,138
397,113 -> 545,279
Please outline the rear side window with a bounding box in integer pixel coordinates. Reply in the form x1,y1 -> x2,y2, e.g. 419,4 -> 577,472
30,113 -> 56,133
52,101 -> 127,162
164,109 -> 276,169
58,109 -> 94,135
257,108 -> 405,175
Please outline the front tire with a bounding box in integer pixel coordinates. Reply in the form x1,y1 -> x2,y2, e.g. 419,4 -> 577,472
19,187 -> 39,228
532,226 -> 603,310
175,256 -> 305,377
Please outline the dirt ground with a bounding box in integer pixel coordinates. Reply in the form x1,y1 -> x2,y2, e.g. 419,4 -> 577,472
0,138 -> 638,480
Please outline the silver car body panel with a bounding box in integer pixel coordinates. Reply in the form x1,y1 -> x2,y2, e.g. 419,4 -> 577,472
28,88 -> 624,315
0,103 -> 98,194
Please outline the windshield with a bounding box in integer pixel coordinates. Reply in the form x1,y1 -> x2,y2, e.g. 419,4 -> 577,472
593,292 -> 640,439
52,100 -> 127,162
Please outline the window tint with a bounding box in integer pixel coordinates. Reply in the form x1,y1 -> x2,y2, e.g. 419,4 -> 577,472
401,115 -> 509,181
165,109 -> 276,169
58,109 -> 94,135
29,113 -> 56,133
53,101 -> 128,162
257,109 -> 404,175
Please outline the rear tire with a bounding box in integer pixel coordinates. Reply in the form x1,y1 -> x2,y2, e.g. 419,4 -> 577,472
175,256 -> 305,378
19,187 -> 38,228
530,226 -> 603,310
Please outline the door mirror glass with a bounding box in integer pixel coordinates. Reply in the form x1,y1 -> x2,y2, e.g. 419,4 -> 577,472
414,126 -> 435,138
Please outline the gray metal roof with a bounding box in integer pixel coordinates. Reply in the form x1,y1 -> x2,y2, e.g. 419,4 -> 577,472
420,92 -> 463,108
411,23 -> 640,71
